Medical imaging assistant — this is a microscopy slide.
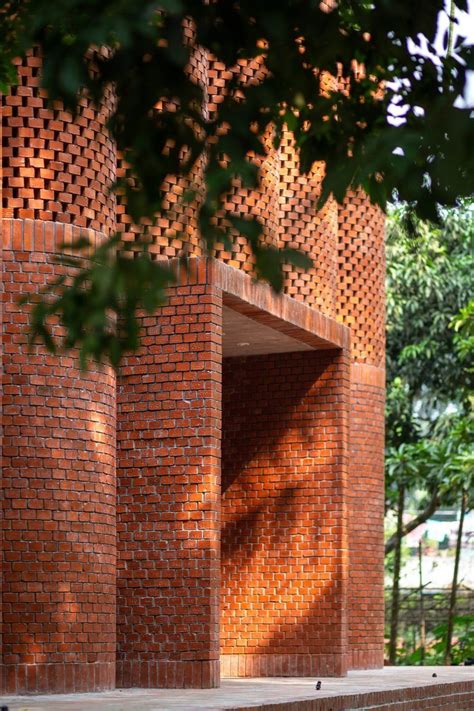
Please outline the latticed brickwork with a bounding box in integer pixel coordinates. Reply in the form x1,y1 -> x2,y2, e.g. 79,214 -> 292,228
116,266 -> 222,689
1,51 -> 116,236
220,349 -> 350,677
338,190 -> 385,367
278,133 -> 338,316
1,220 -> 116,694
115,51 -> 341,319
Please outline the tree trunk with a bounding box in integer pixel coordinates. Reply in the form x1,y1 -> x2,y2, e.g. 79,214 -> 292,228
418,538 -> 426,664
444,489 -> 467,665
389,484 -> 405,664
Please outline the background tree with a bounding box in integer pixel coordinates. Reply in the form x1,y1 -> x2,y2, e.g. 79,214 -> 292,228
444,302 -> 474,664
1,0 -> 473,362
385,202 -> 474,663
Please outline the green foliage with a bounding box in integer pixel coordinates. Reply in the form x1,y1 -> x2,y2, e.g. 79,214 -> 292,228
386,203 -> 474,420
453,299 -> 474,374
25,236 -> 174,368
1,1 -> 473,362
385,202 -> 474,532
400,614 -> 474,665
385,415 -> 473,514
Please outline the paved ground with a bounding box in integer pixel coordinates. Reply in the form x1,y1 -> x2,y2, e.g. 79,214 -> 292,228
1,667 -> 473,710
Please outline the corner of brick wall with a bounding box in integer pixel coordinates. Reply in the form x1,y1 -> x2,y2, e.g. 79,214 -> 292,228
116,263 -> 222,688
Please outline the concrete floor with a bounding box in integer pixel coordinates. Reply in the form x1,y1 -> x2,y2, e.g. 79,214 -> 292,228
1,667 -> 473,710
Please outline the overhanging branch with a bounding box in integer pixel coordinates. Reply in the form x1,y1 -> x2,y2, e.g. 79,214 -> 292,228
385,489 -> 440,556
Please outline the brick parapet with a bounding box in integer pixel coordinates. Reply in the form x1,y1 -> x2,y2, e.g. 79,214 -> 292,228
2,218 -> 109,253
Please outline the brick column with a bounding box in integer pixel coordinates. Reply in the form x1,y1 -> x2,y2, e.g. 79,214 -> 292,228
338,191 -> 386,669
1,47 -> 118,692
348,365 -> 385,669
116,262 -> 222,688
1,221 -> 117,694
220,348 -> 350,677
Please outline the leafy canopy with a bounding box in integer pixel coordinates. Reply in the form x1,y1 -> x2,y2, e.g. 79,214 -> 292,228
1,0 -> 474,363
387,203 -> 474,435
385,203 -> 474,529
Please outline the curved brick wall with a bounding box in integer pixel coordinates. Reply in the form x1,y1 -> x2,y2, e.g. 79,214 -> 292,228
1,221 -> 117,694
1,51 -> 116,235
1,51 -> 117,692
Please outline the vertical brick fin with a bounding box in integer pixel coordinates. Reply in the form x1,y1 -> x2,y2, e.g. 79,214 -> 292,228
348,369 -> 385,670
338,190 -> 386,670
1,221 -> 117,694
220,348 -> 350,677
0,222 -> 6,683
116,273 -> 222,689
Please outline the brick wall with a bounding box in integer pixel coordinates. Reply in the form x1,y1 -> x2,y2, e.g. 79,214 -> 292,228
337,190 -> 385,368
1,47 -> 387,693
116,263 -> 222,688
116,53 -> 340,320
1,48 -> 118,692
220,349 -> 350,677
1,220 -> 117,694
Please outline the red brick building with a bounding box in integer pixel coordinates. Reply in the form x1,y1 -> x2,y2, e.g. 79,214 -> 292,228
1,52 -> 385,694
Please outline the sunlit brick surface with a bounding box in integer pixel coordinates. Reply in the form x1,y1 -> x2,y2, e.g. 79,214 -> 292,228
338,190 -> 385,367
1,51 -> 116,235
1,47 -> 386,693
220,350 -> 350,677
116,265 -> 222,689
348,370 -> 385,670
1,221 -> 116,693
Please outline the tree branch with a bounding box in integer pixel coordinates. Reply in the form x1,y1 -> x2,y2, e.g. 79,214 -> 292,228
385,489 -> 440,556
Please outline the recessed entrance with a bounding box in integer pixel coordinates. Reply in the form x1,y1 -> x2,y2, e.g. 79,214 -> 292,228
220,301 -> 349,678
